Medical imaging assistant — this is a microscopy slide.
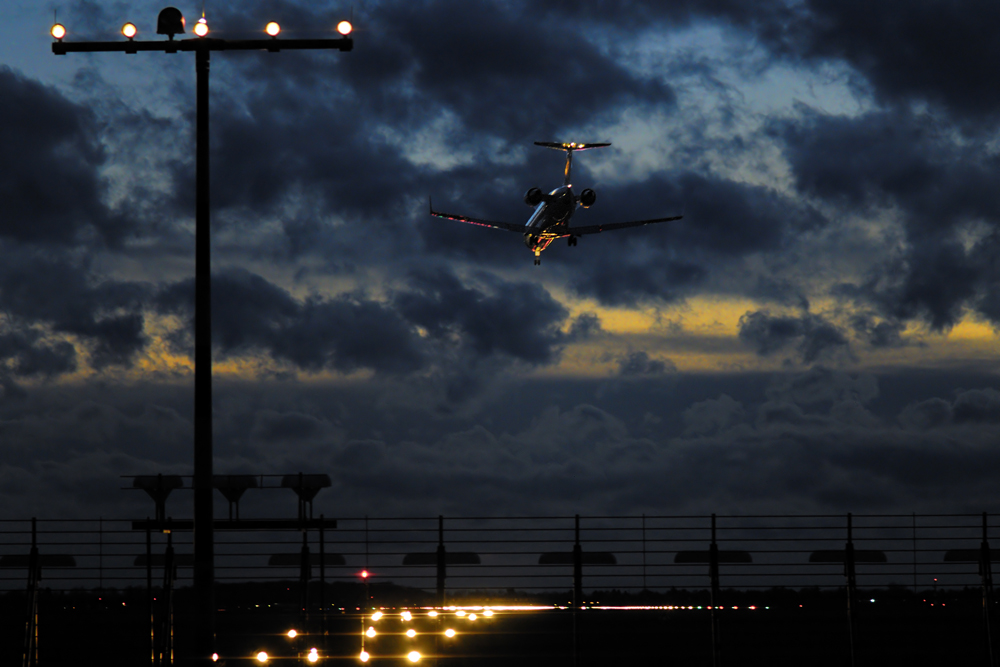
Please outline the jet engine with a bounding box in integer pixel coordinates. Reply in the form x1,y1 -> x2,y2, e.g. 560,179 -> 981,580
579,188 -> 596,208
524,187 -> 543,206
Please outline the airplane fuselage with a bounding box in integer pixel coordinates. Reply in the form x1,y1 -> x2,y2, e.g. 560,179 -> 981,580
523,185 -> 576,254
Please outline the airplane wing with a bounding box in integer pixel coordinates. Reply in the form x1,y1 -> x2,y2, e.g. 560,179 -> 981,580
429,200 -> 527,234
568,215 -> 683,236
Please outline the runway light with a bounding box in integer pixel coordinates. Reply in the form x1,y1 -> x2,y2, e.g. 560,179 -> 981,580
428,611 -> 438,617
468,614 -> 477,621
483,609 -> 493,617
371,612 -> 383,621
455,611 -> 466,617
121,22 -> 137,39
194,17 -> 209,37
406,629 -> 416,638
287,629 -> 298,638
256,652 -> 269,663
401,611 -> 412,621
407,651 -> 421,663
51,24 -> 66,40
366,627 -> 376,638
337,20 -> 352,35
444,629 -> 456,638
265,21 -> 280,36
359,651 -> 370,662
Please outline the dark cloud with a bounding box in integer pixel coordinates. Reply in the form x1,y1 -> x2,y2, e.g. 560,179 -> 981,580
616,351 -> 676,377
0,331 -> 76,378
0,67 -> 128,246
738,310 -> 850,363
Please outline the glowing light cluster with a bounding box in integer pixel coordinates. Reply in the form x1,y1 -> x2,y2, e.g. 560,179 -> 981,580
308,647 -> 319,663
256,652 -> 268,663
194,17 -> 209,37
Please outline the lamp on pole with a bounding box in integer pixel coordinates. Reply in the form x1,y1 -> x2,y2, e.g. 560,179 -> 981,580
52,8 -> 353,664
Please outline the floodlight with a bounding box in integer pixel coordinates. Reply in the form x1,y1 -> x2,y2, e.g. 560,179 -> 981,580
406,629 -> 416,638
407,651 -> 421,663
256,652 -> 268,663
122,23 -> 137,39
366,627 -> 376,638
194,17 -> 209,37
371,612 -> 383,621
51,24 -> 66,40
359,651 -> 370,662
266,22 -> 280,37
337,21 -> 352,35
428,611 -> 438,617
444,629 -> 456,638
287,629 -> 298,639
401,611 -> 412,621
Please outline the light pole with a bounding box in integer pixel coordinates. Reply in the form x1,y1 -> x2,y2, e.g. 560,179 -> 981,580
52,8 -> 353,664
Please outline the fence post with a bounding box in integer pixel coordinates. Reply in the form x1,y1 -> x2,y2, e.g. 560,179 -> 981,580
147,520 -> 154,666
436,516 -> 446,607
320,515 -> 326,648
980,512 -> 995,667
845,513 -> 858,667
710,513 -> 721,667
22,517 -> 39,667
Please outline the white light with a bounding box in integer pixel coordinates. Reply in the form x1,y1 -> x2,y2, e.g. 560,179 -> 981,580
256,652 -> 268,663
401,611 -> 412,621
265,21 -> 280,37
371,612 -> 383,621
468,614 -> 477,621
122,22 -> 137,39
359,651 -> 370,663
194,17 -> 209,37
483,609 -> 493,617
212,654 -> 219,663
427,611 -> 438,617
51,24 -> 66,40
308,648 -> 319,663
455,611 -> 466,617
287,630 -> 298,638
337,20 -> 352,35
407,651 -> 421,663
366,627 -> 376,638
406,629 -> 416,638
444,629 -> 456,638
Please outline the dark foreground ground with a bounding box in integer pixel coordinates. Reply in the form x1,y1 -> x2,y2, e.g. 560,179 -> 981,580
1,583 -> 994,666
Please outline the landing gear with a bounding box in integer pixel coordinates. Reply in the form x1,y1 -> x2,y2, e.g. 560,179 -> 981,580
568,236 -> 577,247
534,250 -> 541,266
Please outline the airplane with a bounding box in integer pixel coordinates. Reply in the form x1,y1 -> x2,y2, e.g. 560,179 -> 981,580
430,141 -> 683,265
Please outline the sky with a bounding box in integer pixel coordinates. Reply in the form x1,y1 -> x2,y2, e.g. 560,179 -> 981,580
0,0 -> 998,522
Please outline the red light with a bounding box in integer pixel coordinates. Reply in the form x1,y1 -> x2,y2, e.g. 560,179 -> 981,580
360,570 -> 369,579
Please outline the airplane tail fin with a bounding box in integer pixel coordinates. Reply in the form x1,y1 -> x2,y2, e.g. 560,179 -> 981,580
534,142 -> 611,186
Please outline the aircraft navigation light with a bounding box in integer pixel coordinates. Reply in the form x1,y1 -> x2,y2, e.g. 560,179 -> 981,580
194,17 -> 209,37
359,651 -> 370,663
444,629 -> 456,638
366,627 -> 376,638
256,652 -> 269,663
407,651 -> 421,663
51,24 -> 66,40
406,629 -> 416,638
337,20 -> 353,35
265,21 -> 280,36
287,629 -> 298,638
371,612 -> 383,621
122,22 -> 137,39
401,611 -> 413,621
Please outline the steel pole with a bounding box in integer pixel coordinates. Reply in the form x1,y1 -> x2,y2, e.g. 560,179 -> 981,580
193,44 -> 215,665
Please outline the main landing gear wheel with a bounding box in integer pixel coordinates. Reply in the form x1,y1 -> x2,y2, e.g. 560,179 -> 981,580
568,236 -> 577,247
534,258 -> 541,266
